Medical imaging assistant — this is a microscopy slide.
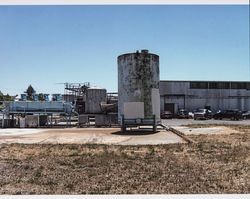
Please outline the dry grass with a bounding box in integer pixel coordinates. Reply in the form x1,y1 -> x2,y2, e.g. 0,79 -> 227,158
0,126 -> 249,194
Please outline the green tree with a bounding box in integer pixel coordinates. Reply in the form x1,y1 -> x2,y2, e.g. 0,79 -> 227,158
0,91 -> 3,102
0,91 -> 13,102
38,93 -> 45,101
4,94 -> 12,101
25,85 -> 36,100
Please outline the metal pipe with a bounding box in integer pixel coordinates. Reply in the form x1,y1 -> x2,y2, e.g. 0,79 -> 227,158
2,113 -> 4,128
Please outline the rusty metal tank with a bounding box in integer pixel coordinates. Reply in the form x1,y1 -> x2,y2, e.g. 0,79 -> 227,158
85,87 -> 107,114
118,49 -> 160,122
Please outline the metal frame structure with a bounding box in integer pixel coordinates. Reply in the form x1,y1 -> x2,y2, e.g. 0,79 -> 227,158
63,82 -> 90,102
121,115 -> 157,132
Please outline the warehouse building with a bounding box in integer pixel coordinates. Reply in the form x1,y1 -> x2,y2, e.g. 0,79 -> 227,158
159,80 -> 250,114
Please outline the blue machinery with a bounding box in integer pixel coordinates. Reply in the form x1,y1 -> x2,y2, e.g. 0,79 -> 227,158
6,101 -> 72,114
2,101 -> 73,128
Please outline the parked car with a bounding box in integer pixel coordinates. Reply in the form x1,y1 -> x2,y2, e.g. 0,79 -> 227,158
188,111 -> 194,119
242,111 -> 250,119
213,110 -> 243,120
161,111 -> 173,119
177,109 -> 189,119
194,108 -> 213,120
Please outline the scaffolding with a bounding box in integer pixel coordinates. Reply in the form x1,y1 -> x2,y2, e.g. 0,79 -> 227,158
63,82 -> 90,103
61,82 -> 90,114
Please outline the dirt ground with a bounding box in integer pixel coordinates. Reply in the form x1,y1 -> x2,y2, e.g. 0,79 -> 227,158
0,125 -> 249,194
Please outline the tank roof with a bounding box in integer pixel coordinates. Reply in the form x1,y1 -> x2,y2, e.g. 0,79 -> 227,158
118,50 -> 159,58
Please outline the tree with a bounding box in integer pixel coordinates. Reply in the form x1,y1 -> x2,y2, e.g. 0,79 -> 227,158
4,94 -> 12,101
38,93 -> 45,101
25,85 -> 36,100
0,91 -> 13,102
0,91 -> 3,102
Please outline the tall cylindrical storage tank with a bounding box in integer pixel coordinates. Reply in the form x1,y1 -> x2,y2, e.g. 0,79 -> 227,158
118,49 -> 160,122
85,87 -> 107,114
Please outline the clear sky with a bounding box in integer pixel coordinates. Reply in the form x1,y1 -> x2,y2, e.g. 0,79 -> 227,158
0,5 -> 249,95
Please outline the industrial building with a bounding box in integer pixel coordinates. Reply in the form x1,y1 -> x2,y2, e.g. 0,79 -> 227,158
2,49 -> 250,129
160,80 -> 250,114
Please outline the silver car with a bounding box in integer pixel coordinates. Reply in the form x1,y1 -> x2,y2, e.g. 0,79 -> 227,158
194,109 -> 213,120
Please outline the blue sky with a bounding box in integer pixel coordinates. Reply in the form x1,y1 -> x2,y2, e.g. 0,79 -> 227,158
0,5 -> 249,95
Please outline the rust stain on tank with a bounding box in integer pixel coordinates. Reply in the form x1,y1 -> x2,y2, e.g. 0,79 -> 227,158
118,50 -> 160,119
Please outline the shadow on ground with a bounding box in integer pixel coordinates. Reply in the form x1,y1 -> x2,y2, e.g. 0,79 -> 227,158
112,130 -> 160,136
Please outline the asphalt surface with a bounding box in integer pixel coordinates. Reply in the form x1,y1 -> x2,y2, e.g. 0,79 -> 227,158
162,118 -> 250,126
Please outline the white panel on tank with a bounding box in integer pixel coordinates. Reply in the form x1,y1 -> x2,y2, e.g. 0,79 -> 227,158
117,50 -> 160,123
124,102 -> 144,119
151,88 -> 160,121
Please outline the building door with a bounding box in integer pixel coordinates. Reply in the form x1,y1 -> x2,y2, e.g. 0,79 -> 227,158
164,103 -> 175,114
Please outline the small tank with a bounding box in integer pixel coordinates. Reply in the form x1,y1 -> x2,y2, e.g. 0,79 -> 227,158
85,87 -> 107,114
20,94 -> 27,101
33,94 -> 39,101
44,94 -> 50,101
118,49 -> 160,122
52,94 -> 62,101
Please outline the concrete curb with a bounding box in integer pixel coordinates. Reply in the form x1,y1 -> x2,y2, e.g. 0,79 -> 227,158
159,124 -> 195,144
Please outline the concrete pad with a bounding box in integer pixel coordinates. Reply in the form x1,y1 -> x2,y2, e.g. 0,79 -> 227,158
173,126 -> 240,135
0,128 -> 185,145
0,128 -> 46,136
118,131 -> 185,145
